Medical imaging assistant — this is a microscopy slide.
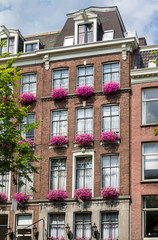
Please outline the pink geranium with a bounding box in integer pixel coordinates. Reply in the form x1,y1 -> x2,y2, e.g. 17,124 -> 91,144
75,85 -> 94,98
51,88 -> 68,100
75,133 -> 93,145
74,188 -> 92,200
101,187 -> 119,199
47,189 -> 67,201
103,82 -> 119,95
50,136 -> 68,146
100,131 -> 120,143
19,92 -> 36,104
12,192 -> 30,203
0,192 -> 8,202
18,138 -> 35,147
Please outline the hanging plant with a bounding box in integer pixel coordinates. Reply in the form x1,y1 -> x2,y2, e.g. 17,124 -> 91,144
74,188 -> 92,200
0,192 -> 8,202
103,82 -> 119,95
100,131 -> 120,143
51,88 -> 68,100
75,85 -> 94,98
19,92 -> 36,104
101,187 -> 119,200
50,136 -> 68,146
47,189 -> 67,201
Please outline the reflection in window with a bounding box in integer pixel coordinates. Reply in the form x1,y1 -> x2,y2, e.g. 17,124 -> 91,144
51,110 -> 68,137
77,66 -> 93,87
142,143 -> 158,180
75,213 -> 91,239
76,107 -> 93,135
78,24 -> 93,44
103,62 -> 119,84
142,88 -> 158,124
102,105 -> 119,133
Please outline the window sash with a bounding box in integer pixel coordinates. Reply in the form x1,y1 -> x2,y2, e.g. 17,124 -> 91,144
76,157 -> 92,189
51,110 -> 68,137
103,62 -> 120,84
0,174 -> 9,196
52,69 -> 69,89
49,214 -> 65,239
20,113 -> 35,141
75,213 -> 91,239
77,66 -> 94,87
102,105 -> 119,132
101,213 -> 118,239
50,159 -> 66,190
26,43 -> 38,52
76,108 -> 93,135
21,74 -> 37,95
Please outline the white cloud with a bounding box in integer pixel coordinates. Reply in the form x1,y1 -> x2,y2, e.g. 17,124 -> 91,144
0,0 -> 158,44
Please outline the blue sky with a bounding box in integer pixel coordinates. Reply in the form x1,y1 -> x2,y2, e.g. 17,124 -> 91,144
0,0 -> 158,45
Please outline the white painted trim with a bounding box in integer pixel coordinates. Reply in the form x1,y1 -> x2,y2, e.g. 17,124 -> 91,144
131,67 -> 158,84
140,45 -> 158,51
72,150 -> 95,198
24,39 -> 40,53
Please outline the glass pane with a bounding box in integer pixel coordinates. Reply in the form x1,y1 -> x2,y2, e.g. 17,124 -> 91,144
18,215 -> 32,226
22,75 -> 30,84
61,69 -> 68,78
60,111 -> 67,120
53,70 -> 61,79
85,108 -> 93,118
103,106 -> 110,116
144,211 -> 158,237
143,196 -> 158,208
143,143 -> 158,154
143,89 -> 158,100
143,101 -> 158,124
102,156 -> 110,167
86,66 -> 93,75
77,109 -> 84,119
78,67 -> 85,76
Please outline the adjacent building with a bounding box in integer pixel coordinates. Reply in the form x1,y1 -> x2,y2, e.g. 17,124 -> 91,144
0,5 -> 157,240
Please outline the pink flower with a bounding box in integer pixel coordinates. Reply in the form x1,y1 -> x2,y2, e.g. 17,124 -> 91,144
51,88 -> 68,100
75,133 -> 93,145
18,138 -> 35,147
101,187 -> 119,199
75,85 -> 94,98
50,136 -> 68,146
12,192 -> 30,203
47,189 -> 67,201
74,188 -> 92,200
0,192 -> 8,202
100,131 -> 120,143
103,82 -> 119,95
19,92 -> 36,104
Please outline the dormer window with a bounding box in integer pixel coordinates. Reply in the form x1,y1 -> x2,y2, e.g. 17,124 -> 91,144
1,37 -> 15,54
78,23 -> 93,44
24,40 -> 41,53
103,30 -> 114,41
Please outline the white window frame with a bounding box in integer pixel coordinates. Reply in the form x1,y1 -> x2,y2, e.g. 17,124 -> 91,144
24,40 -> 40,53
142,196 -> 158,240
77,65 -> 94,87
49,158 -> 67,190
16,214 -> 33,239
63,36 -> 74,46
101,104 -> 120,133
142,88 -> 158,125
52,68 -> 69,90
75,213 -> 92,239
51,109 -> 68,137
101,154 -> 119,189
103,30 -> 114,41
20,113 -> 35,142
101,212 -> 119,239
72,150 -> 94,197
48,213 -> 65,239
0,172 -> 11,200
21,73 -> 37,96
102,62 -> 120,87
142,142 -> 158,181
76,107 -> 93,136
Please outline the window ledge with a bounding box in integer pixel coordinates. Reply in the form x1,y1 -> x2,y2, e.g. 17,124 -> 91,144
141,124 -> 157,128
49,144 -> 68,149
74,142 -> 94,148
100,140 -> 121,145
141,180 -> 158,184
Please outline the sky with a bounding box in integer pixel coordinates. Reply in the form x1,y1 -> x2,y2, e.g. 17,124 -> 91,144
0,0 -> 158,45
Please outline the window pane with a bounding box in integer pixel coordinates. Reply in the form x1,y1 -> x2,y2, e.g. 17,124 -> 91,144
103,63 -> 119,84
75,213 -> 91,239
143,101 -> 158,124
53,69 -> 68,89
143,196 -> 158,208
144,211 -> 158,237
143,89 -> 158,100
102,105 -> 119,132
78,66 -> 93,87
102,213 -> 118,239
50,159 -> 66,190
76,108 -> 93,135
49,214 -> 65,239
18,215 -> 32,226
22,74 -> 36,95
51,110 -> 67,137
76,157 -> 92,189
0,174 -> 9,195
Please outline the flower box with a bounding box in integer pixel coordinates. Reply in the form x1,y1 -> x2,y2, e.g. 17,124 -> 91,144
103,82 -> 119,95
0,192 -> 8,202
50,136 -> 68,146
75,133 -> 93,146
100,131 -> 120,143
19,92 -> 36,104
47,189 -> 67,201
75,85 -> 94,98
51,88 -> 68,100
74,188 -> 92,200
12,192 -> 30,203
101,187 -> 119,200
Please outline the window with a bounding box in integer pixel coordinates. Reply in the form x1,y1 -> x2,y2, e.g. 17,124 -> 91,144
51,110 -> 68,137
77,66 -> 93,87
0,215 -> 8,239
102,155 -> 119,189
142,143 -> 158,180
75,213 -> 91,239
18,162 -> 33,197
143,196 -> 158,238
103,30 -> 114,41
16,215 -> 32,239
76,107 -> 93,135
20,113 -> 35,141
21,73 -> 36,95
103,62 -> 120,85
102,105 -> 119,133
142,88 -> 158,125
76,156 -> 92,189
0,173 -> 10,196
50,158 -> 66,190
101,212 -> 118,239
52,69 -> 69,89
78,24 -> 93,44
25,43 -> 38,52
1,37 -> 15,54
49,214 -> 65,239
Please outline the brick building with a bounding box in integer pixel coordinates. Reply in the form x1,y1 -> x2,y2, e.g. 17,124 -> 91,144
0,5 -> 156,240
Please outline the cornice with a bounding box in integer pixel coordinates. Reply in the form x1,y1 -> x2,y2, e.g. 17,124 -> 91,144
131,67 -> 158,84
